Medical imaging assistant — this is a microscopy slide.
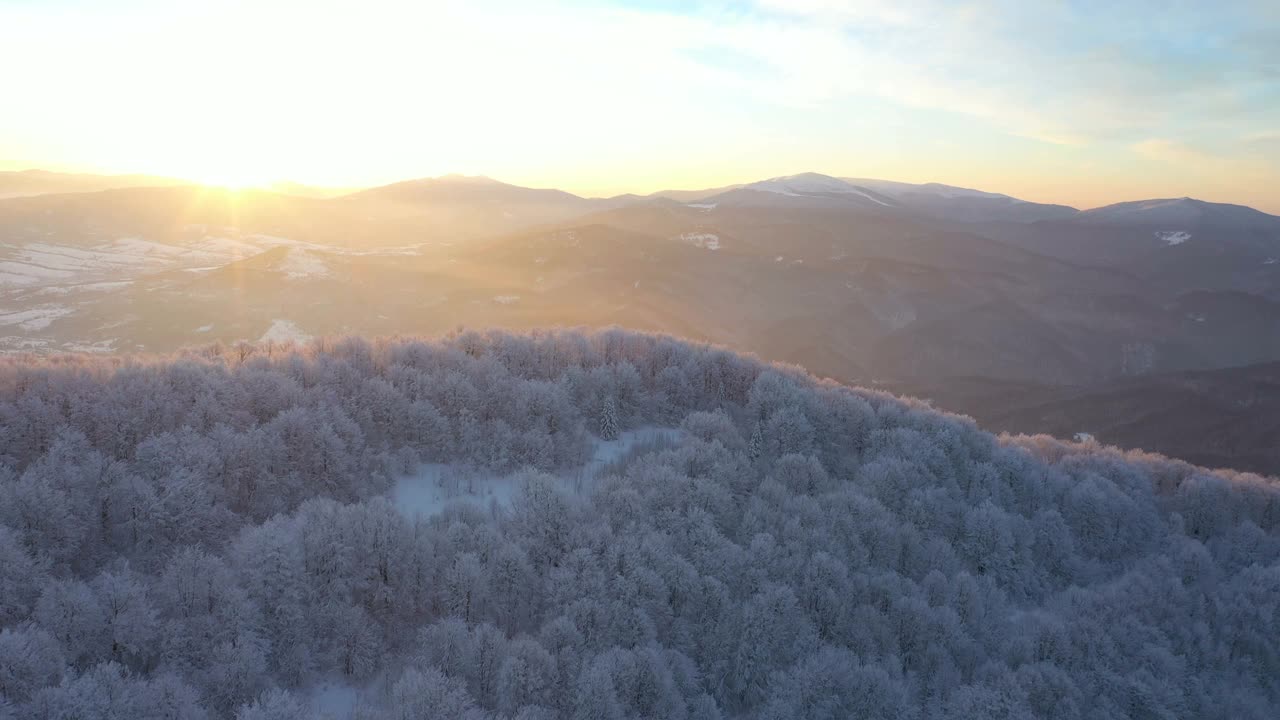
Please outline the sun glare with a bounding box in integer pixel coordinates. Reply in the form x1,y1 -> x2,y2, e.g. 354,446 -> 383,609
187,167 -> 275,191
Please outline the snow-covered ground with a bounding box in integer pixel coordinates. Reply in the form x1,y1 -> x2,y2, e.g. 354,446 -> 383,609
260,319 -> 311,343
303,680 -> 362,720
391,427 -> 681,520
0,336 -> 51,352
1156,230 -> 1191,246
585,427 -> 681,475
676,232 -> 721,250
0,237 -> 242,288
392,464 -> 519,519
0,305 -> 73,331
750,173 -> 856,196
275,248 -> 331,279
31,280 -> 134,296
61,339 -> 117,353
747,173 -> 895,206
0,232 -> 403,290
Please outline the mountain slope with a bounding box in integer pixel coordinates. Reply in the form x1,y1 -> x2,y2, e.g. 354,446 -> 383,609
893,360 -> 1280,476
981,197 -> 1280,300
0,330 -> 1277,719
1076,197 -> 1280,230
842,177 -> 1079,223
0,169 -> 190,198
341,174 -> 643,237
697,173 -> 901,211
4,172 -> 1280,479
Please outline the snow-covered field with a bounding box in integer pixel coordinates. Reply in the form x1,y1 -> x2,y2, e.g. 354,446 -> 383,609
0,233 -> 400,291
1156,230 -> 1191,246
391,427 -> 681,519
275,248 -> 331,279
0,304 -> 73,331
0,238 -> 230,288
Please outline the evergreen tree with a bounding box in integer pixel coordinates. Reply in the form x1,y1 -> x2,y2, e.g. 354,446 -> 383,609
599,396 -> 620,441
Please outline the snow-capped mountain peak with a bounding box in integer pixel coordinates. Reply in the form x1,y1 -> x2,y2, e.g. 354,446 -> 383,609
747,173 -> 858,196
742,173 -> 897,206
1077,197 -> 1280,230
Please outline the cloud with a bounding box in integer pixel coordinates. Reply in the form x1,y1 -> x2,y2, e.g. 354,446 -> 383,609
1,0 -> 1275,205
659,0 -> 1280,148
1131,139 -> 1215,164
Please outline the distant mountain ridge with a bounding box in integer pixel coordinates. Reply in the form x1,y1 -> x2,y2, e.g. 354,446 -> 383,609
1075,197 -> 1280,230
0,169 -> 191,198
2,167 -> 1280,474
7,168 -> 1278,229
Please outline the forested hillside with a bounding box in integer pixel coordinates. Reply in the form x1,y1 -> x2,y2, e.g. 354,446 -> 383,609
0,330 -> 1277,719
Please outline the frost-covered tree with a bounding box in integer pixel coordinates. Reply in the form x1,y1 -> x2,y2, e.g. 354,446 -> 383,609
387,667 -> 488,720
33,579 -> 107,667
0,330 -> 1276,719
0,625 -> 65,703
234,688 -> 308,720
92,568 -> 158,666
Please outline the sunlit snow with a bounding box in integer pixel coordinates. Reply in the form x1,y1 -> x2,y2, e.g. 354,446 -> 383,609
0,304 -> 73,331
276,248 -> 331,279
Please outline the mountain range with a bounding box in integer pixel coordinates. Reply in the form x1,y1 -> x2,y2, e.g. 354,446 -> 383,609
1,169 -> 1278,474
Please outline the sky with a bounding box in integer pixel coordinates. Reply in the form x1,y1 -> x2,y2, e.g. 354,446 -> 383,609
1,0 -> 1277,212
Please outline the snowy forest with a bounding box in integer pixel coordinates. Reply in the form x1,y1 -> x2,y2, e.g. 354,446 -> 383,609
0,329 -> 1278,719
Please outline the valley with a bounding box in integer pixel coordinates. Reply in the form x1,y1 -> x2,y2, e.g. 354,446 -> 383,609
3,171 -> 1278,474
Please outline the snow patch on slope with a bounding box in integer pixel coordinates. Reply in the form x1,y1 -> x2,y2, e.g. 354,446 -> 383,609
276,248 -> 330,279
845,178 -> 1014,201
0,305 -> 73,331
844,187 -> 895,206
1156,230 -> 1191,246
63,339 -> 117,354
750,173 -> 854,196
0,237 -> 252,288
746,173 -> 895,206
260,319 -> 310,344
676,232 -> 721,250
